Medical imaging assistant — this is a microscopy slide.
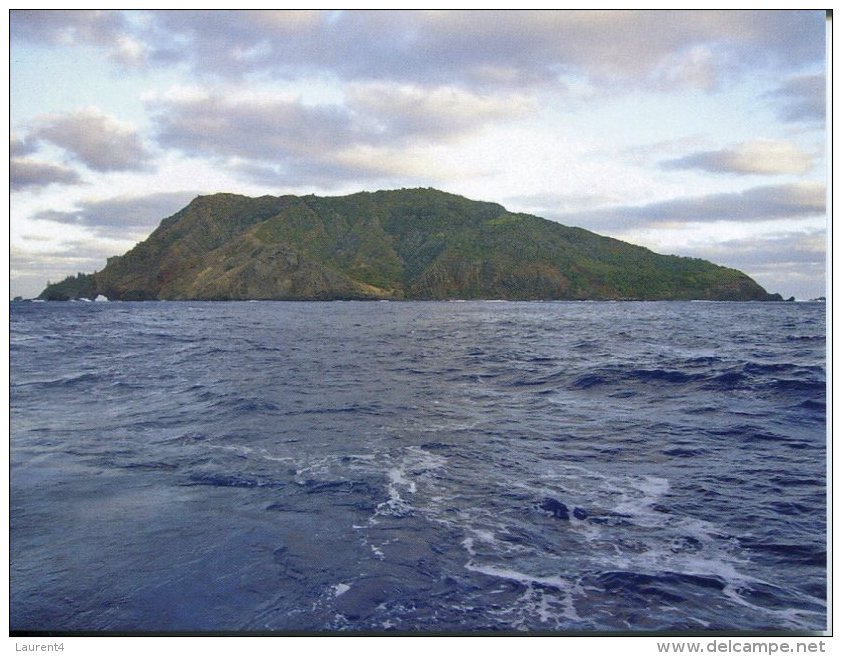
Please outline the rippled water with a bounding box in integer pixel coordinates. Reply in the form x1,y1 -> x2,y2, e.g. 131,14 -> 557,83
10,301 -> 827,633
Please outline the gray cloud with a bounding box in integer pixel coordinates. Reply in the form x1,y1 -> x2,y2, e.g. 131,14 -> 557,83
767,74 -> 825,123
11,10 -> 123,44
33,109 -> 152,172
230,148 -> 455,189
32,191 -> 199,235
555,183 -> 825,231
151,86 -> 528,184
10,134 -> 38,157
504,191 -> 624,217
685,229 -> 825,268
153,10 -> 826,91
678,229 -> 826,299
10,10 -> 148,66
12,241 -> 118,270
12,10 -> 826,92
11,240 -> 127,298
661,139 -> 814,175
10,157 -> 82,190
228,160 -> 390,189
153,95 -> 355,163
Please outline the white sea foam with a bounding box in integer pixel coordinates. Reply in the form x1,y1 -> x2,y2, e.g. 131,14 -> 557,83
611,474 -> 670,518
374,461 -> 417,518
464,562 -> 568,590
473,529 -> 496,543
332,583 -> 351,597
387,466 -> 416,494
445,458 -> 775,628
284,442 -> 822,630
722,583 -> 827,630
210,443 -> 253,455
464,561 -> 584,627
259,454 -> 295,463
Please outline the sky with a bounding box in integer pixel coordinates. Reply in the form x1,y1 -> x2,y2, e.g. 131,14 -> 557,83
8,9 -> 829,300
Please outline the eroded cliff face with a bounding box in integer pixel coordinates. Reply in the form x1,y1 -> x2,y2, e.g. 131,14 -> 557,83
39,188 -> 781,302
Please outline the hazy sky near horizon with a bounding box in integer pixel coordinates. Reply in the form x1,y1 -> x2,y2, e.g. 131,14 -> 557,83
9,9 -> 828,299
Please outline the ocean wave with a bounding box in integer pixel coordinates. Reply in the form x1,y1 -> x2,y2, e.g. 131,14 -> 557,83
10,300 -> 826,632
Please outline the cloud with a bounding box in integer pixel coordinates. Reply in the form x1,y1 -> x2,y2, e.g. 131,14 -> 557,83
11,241 -> 120,270
766,74 -> 825,123
229,140 -> 473,188
11,239 -> 137,298
504,191 -> 627,216
13,10 -> 826,92
687,229 -> 825,266
11,10 -> 122,44
31,191 -> 199,235
556,182 -> 826,231
276,10 -> 813,90
150,84 -> 528,184
10,9 -> 148,66
661,139 -> 814,175
229,149 -> 449,189
10,158 -> 83,190
679,229 -> 826,298
346,83 -> 533,140
152,93 -> 355,163
32,109 -> 153,172
10,134 -> 38,157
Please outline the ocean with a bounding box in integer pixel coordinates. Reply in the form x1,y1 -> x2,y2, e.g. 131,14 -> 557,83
9,300 -> 827,634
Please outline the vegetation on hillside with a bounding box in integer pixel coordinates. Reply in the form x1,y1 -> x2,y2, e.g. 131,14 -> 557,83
38,188 -> 782,302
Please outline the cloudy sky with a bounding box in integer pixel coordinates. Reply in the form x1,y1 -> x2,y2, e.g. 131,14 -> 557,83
9,9 -> 828,299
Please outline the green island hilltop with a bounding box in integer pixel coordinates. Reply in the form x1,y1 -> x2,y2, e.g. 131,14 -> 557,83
39,188 -> 782,302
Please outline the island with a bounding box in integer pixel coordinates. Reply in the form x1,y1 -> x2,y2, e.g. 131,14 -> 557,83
38,188 -> 782,302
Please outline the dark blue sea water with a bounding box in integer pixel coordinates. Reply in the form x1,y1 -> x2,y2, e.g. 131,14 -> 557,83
10,300 -> 827,634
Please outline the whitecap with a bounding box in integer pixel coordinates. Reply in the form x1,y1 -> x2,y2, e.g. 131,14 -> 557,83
332,583 -> 351,597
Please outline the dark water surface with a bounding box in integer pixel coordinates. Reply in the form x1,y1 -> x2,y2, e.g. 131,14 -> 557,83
10,301 -> 827,633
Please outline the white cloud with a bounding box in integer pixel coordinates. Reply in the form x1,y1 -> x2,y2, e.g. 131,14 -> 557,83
346,83 -> 534,140
329,143 -> 462,180
112,34 -> 147,66
140,84 -> 210,104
